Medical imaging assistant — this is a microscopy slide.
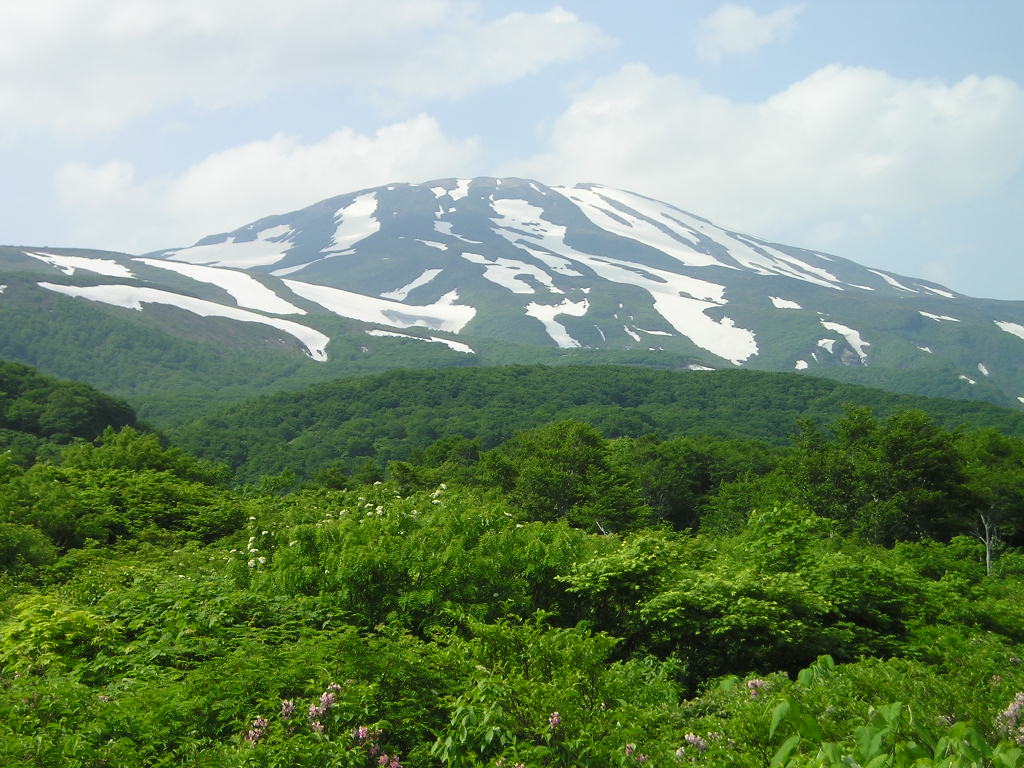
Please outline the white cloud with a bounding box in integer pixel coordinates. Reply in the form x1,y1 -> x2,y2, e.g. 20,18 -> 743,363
0,0 -> 608,140
385,6 -> 613,102
514,63 -> 1024,245
55,115 -> 483,251
695,3 -> 802,62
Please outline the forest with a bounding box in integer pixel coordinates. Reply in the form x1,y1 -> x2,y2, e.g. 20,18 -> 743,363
169,365 -> 1024,484
1,360 -> 1024,767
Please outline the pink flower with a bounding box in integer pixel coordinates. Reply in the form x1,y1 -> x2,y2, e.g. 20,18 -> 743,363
548,711 -> 561,730
245,716 -> 269,743
685,733 -> 709,752
747,678 -> 769,698
998,692 -> 1024,746
311,720 -> 325,735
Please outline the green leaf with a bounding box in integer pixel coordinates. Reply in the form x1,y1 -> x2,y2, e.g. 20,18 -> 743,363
854,725 -> 884,762
874,702 -> 902,727
770,700 -> 792,740
797,713 -> 824,742
770,734 -> 801,767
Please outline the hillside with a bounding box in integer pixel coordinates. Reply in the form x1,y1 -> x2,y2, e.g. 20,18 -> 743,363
0,359 -> 138,465
172,365 -> 1024,483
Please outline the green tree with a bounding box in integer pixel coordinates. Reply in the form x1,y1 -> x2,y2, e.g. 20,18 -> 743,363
479,420 -> 651,532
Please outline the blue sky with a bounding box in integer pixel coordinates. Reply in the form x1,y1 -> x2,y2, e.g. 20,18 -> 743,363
2,1 -> 1022,299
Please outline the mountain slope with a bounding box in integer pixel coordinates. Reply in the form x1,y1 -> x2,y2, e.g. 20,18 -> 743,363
0,358 -> 137,465
2,177 -> 1022,413
171,365 -> 1024,483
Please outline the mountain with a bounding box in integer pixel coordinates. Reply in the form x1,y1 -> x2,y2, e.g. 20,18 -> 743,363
2,177 -> 1023,418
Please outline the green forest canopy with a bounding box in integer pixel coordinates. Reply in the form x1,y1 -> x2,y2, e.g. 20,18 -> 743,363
171,364 -> 1024,482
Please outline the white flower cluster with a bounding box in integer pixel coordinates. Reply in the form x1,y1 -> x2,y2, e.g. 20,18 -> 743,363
245,534 -> 267,568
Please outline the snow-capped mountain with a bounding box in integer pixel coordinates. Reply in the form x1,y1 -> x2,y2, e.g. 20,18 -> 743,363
3,177 -> 1023,408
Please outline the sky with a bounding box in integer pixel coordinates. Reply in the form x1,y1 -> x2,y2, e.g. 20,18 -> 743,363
2,0 -> 1022,300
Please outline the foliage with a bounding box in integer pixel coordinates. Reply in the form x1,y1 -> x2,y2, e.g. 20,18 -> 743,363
0,359 -> 137,465
0,364 -> 1022,766
170,366 -> 1024,482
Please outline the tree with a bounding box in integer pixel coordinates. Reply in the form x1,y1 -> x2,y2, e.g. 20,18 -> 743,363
479,420 -> 651,532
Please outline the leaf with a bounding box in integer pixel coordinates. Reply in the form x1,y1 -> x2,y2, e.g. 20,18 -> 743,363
993,746 -> 1023,768
875,702 -> 902,727
770,734 -> 801,767
797,713 -> 824,742
770,700 -> 792,739
819,742 -> 843,764
854,725 -> 884,761
718,675 -> 740,693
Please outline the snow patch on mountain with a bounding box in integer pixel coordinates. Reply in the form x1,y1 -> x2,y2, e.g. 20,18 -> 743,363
326,193 -> 380,253
489,198 -> 757,363
920,311 -> 960,322
380,269 -> 443,301
28,251 -> 134,279
770,297 -> 802,310
460,251 -> 561,294
513,245 -> 584,277
918,345 -> 932,353
960,374 -> 977,385
584,188 -> 841,290
820,320 -> 870,363
744,239 -> 843,288
636,327 -> 673,336
365,329 -> 474,354
168,224 -> 294,268
433,221 -> 481,244
795,360 -> 808,370
37,282 -> 328,360
415,240 -> 448,251
555,187 -> 725,269
995,321 -> 1024,341
525,298 -> 589,348
136,259 -> 305,314
271,260 -> 319,277
282,279 -> 474,334
449,179 -> 472,201
922,285 -> 955,299
817,338 -> 836,353
868,269 -> 917,293
978,363 -> 990,376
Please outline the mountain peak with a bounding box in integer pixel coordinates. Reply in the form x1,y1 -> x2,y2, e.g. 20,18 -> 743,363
5,178 -> 1023,408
